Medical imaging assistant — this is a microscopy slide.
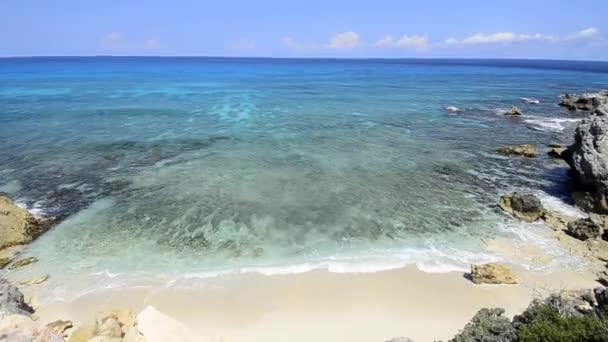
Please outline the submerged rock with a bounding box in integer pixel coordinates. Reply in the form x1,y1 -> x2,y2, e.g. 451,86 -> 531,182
0,196 -> 54,250
496,144 -> 536,158
504,106 -> 523,116
46,320 -> 73,335
470,263 -> 517,285
563,115 -> 608,214
17,274 -> 49,287
0,278 -> 34,319
566,218 -> 602,241
8,257 -> 38,271
498,193 -> 544,222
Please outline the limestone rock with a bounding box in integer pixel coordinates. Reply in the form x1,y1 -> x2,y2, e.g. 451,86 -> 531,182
563,115 -> 608,214
0,278 -> 34,319
0,196 -> 54,250
541,211 -> 573,231
470,263 -> 517,285
498,193 -> 544,222
496,144 -> 536,158
566,218 -> 602,241
68,310 -> 144,342
504,106 -> 523,116
559,91 -> 608,112
46,320 -> 73,335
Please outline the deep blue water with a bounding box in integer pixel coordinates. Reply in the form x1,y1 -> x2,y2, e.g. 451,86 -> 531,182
1,58 -> 607,295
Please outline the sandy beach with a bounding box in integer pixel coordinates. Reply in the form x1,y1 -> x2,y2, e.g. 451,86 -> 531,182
32,264 -> 599,342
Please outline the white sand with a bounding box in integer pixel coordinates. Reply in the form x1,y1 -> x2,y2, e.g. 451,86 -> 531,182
34,264 -> 599,342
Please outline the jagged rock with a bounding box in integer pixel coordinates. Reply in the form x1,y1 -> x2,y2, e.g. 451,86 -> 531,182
504,106 -> 523,116
450,308 -> 517,342
541,211 -> 573,231
8,257 -> 38,270
0,278 -> 34,319
566,218 -> 602,241
547,147 -> 565,159
470,263 -> 517,285
560,91 -> 608,112
498,193 -> 544,222
496,144 -> 536,158
595,287 -> 608,308
597,104 -> 608,116
571,191 -> 597,213
563,115 -> 608,214
0,196 -> 54,250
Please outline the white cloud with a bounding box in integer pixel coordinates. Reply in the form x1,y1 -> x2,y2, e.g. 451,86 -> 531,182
328,31 -> 360,49
376,34 -> 429,50
445,27 -> 600,46
282,31 -> 360,52
100,32 -> 126,50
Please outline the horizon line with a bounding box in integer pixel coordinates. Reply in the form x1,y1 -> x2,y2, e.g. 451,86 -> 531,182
1,55 -> 608,63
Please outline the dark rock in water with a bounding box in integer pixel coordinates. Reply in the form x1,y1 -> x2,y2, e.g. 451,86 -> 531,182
504,106 -> 523,116
0,277 -> 34,319
450,308 -> 517,342
496,144 -> 536,158
566,218 -> 602,241
560,91 -> 608,112
498,192 -> 544,222
563,115 -> 608,214
547,147 -> 565,159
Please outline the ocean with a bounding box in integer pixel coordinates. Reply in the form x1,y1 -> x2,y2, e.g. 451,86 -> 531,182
1,57 -> 607,299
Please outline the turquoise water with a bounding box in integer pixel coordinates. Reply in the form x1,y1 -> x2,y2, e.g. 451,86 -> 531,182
1,58 -> 608,295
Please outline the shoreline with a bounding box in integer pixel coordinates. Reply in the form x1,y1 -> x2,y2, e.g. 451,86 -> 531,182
32,265 -> 599,342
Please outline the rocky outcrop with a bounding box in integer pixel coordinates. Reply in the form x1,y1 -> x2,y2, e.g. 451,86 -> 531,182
498,193 -> 544,222
559,91 -> 608,112
566,218 -> 602,241
68,309 -> 144,342
496,145 -> 536,158
504,106 -> 523,116
541,211 -> 574,231
0,278 -> 34,319
547,147 -> 564,159
0,314 -> 66,341
470,263 -> 517,285
0,196 -> 54,250
562,115 -> 608,214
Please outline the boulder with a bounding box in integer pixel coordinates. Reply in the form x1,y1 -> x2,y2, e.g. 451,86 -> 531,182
563,115 -> 608,214
0,196 -> 54,250
0,277 -> 34,319
504,106 -> 523,116
496,144 -> 536,158
566,218 -> 602,241
498,193 -> 544,222
470,263 -> 517,285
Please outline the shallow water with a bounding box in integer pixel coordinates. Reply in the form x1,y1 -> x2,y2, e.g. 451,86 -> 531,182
1,58 -> 607,298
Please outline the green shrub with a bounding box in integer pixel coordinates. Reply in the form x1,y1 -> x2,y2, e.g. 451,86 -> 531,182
450,308 -> 517,342
516,303 -> 608,342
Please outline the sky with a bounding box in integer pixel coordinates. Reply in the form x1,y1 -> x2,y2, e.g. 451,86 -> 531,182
1,0 -> 608,60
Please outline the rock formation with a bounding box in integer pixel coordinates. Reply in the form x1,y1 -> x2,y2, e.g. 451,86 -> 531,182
559,90 -> 608,112
563,115 -> 608,214
498,193 -> 544,222
496,145 -> 537,158
0,196 -> 54,250
470,263 -> 518,285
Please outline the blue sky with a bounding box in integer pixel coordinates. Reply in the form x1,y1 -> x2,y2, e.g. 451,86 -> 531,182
2,0 -> 608,60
